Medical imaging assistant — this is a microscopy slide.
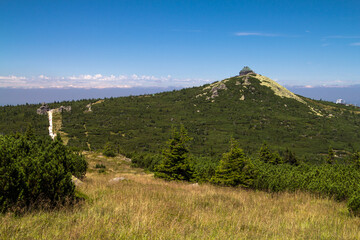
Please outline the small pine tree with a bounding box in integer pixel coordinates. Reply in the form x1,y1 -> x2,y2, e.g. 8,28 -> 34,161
272,151 -> 283,165
25,124 -> 35,141
154,125 -> 193,181
211,139 -> 257,187
352,151 -> 360,168
259,143 -> 273,163
326,147 -> 335,164
283,148 -> 299,166
103,142 -> 116,157
259,142 -> 282,164
348,192 -> 360,216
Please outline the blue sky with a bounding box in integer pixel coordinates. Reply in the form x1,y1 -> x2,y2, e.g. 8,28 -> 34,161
0,0 -> 359,88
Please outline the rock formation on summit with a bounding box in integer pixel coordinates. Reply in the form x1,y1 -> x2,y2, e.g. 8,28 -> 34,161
239,66 -> 255,76
37,103 -> 50,115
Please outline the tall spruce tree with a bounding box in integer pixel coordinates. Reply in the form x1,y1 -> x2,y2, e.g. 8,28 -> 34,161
154,125 -> 193,181
211,139 -> 257,187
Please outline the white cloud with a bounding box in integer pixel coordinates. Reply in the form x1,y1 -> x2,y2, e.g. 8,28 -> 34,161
235,32 -> 279,37
38,75 -> 50,80
0,74 -> 210,89
350,42 -> 360,46
0,75 -> 26,80
325,35 -> 360,39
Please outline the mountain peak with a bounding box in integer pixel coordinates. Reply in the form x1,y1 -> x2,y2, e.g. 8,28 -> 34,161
239,66 -> 255,76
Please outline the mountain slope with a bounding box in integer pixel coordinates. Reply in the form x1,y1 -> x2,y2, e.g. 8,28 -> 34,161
1,73 -> 360,161
59,73 -> 360,161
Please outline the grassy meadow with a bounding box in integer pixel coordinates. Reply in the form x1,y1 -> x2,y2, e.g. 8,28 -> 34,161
1,152 -> 360,240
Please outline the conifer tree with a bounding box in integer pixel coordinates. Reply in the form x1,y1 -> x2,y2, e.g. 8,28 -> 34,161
154,125 -> 193,181
25,124 -> 35,141
352,151 -> 360,168
211,139 -> 257,187
272,151 -> 283,165
259,143 -> 273,163
283,148 -> 299,166
326,146 -> 335,164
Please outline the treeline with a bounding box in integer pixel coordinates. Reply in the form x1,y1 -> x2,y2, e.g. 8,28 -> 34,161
131,125 -> 360,216
0,127 -> 87,213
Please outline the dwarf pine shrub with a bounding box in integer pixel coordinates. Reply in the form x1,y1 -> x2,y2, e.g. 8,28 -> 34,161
348,192 -> 360,216
0,132 -> 87,213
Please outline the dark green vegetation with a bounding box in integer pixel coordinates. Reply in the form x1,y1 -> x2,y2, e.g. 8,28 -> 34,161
0,129 -> 87,213
254,149 -> 360,216
210,139 -> 256,187
1,74 -> 360,163
149,136 -> 360,215
102,142 -> 116,157
0,104 -> 48,137
154,125 -> 193,181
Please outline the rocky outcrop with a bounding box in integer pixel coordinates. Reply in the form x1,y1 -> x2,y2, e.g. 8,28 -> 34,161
210,82 -> 227,98
239,66 -> 255,76
109,177 -> 126,183
56,106 -> 72,113
37,103 -> 71,115
37,103 -> 50,115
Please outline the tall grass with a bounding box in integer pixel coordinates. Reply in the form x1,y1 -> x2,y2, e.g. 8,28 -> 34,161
1,152 -> 360,239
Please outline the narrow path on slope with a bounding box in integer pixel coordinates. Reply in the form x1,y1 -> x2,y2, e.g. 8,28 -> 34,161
48,109 -> 56,140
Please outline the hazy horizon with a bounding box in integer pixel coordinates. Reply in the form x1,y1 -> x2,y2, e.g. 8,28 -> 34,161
1,84 -> 360,107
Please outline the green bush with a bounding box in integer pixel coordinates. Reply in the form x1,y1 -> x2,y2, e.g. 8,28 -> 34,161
0,132 -> 87,213
131,153 -> 162,171
190,156 -> 219,183
103,142 -> 116,157
348,192 -> 360,216
252,161 -> 360,201
95,163 -> 106,169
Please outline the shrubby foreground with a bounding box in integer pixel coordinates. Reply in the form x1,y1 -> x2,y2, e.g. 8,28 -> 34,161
133,126 -> 360,216
0,128 -> 87,213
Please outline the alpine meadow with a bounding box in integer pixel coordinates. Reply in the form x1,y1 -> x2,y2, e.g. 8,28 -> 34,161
2,68 -> 360,239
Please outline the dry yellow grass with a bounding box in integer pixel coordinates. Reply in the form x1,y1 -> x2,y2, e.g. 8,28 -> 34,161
1,153 -> 360,239
254,75 -> 306,105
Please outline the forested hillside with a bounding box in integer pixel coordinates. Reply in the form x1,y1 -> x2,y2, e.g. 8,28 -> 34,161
1,73 -> 360,162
